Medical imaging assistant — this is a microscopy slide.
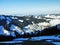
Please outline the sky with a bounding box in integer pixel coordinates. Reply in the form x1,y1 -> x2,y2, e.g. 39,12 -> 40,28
0,0 -> 60,15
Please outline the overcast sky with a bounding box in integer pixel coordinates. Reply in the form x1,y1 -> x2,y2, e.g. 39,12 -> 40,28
0,0 -> 60,15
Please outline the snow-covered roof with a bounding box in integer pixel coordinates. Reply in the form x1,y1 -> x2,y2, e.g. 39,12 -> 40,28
24,25 -> 31,28
26,19 -> 29,20
15,26 -> 24,35
6,17 -> 11,21
6,17 -> 12,24
6,20 -> 10,24
4,29 -> 10,36
18,19 -> 24,22
0,25 -> 10,36
10,24 -> 16,31
10,32 -> 16,37
23,28 -> 34,33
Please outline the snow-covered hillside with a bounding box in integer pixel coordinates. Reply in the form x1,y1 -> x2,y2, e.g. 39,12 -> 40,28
0,15 -> 60,41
